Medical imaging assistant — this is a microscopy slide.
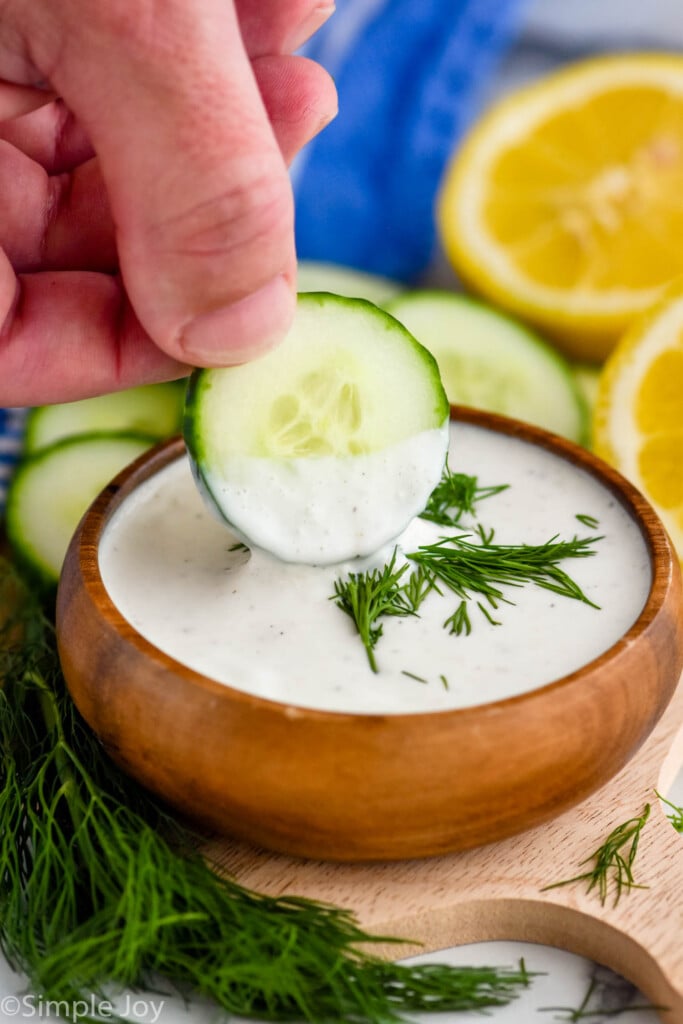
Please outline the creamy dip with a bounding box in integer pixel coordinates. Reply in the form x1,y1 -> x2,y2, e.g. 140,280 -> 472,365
198,425 -> 448,564
99,422 -> 651,714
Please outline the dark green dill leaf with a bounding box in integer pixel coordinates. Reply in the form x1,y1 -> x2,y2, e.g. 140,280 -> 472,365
475,523 -> 496,546
401,670 -> 429,685
420,466 -> 508,528
476,601 -> 502,627
332,550 -> 413,672
541,805 -> 651,907
444,600 -> 472,636
402,565 -> 439,613
575,514 -> 600,529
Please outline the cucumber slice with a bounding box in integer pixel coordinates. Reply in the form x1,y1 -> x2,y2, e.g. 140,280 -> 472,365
6,432 -> 154,585
571,362 -> 601,415
24,382 -> 185,454
571,362 -> 602,448
184,293 -> 449,564
297,261 -> 402,306
386,291 -> 589,444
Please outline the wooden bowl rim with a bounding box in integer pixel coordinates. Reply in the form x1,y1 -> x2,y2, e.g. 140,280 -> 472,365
70,404 -> 676,726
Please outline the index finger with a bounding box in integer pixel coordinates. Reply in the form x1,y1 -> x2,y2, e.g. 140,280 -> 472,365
236,0 -> 335,56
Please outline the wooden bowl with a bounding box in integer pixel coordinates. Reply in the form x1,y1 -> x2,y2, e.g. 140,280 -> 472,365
56,408 -> 683,861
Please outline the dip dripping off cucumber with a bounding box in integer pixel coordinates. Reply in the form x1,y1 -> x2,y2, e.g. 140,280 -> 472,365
184,293 -> 450,564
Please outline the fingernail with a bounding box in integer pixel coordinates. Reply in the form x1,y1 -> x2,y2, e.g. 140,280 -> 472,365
285,4 -> 335,53
178,275 -> 296,366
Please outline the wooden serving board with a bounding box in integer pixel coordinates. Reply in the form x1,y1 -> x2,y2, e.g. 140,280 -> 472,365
203,674 -> 683,1023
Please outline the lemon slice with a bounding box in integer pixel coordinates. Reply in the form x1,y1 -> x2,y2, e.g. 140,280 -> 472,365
593,280 -> 683,558
439,54 -> 683,362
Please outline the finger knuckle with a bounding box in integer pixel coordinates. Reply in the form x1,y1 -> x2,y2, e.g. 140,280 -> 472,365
157,164 -> 294,273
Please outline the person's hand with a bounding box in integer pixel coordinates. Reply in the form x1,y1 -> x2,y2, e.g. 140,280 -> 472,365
0,0 -> 337,405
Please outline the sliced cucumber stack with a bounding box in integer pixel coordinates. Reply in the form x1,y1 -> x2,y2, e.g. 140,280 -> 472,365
6,432 -> 154,585
24,381 -> 185,454
184,293 -> 449,564
297,261 -> 402,306
386,291 -> 588,444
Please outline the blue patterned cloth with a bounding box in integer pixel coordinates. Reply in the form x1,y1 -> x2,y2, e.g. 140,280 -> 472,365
0,408 -> 26,513
293,0 -> 527,280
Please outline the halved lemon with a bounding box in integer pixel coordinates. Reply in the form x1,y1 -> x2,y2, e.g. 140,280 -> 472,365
439,55 -> 683,362
593,279 -> 683,559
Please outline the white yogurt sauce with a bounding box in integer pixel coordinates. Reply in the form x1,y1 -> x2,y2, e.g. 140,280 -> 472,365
99,422 -> 651,714
198,425 -> 448,564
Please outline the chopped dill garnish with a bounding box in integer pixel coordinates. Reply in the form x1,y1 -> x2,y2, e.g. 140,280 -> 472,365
477,601 -> 502,627
228,540 -> 249,552
333,525 -> 602,666
407,532 -> 601,634
398,670 -> 450,691
0,558 -> 536,1023
657,790 -> 683,833
402,563 -> 439,613
444,600 -> 472,637
575,513 -> 600,529
419,466 -> 508,527
332,550 -> 413,672
475,522 -> 496,545
402,670 -> 429,684
541,804 -> 651,907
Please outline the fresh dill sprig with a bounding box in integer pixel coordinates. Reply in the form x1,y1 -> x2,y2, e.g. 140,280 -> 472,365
575,513 -> 600,530
0,558 -> 535,1022
334,528 -> 602,665
407,532 -> 601,633
541,805 -> 651,907
657,790 -> 683,833
331,550 -> 414,672
419,466 -> 508,527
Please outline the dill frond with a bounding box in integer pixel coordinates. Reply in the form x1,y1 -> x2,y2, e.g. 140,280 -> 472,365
419,466 -> 507,528
541,805 -> 651,907
331,550 -> 413,672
